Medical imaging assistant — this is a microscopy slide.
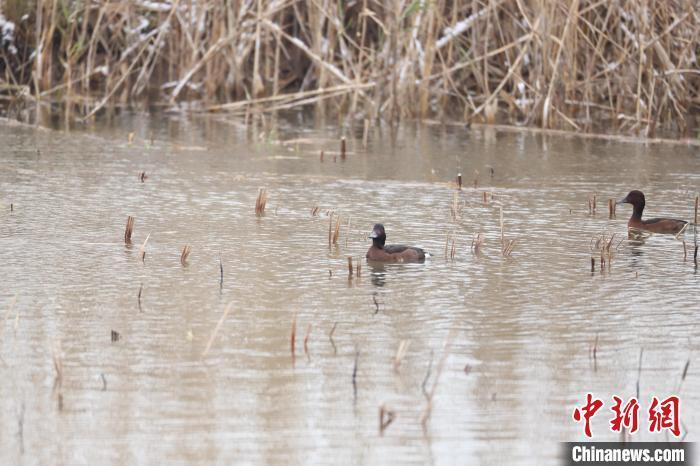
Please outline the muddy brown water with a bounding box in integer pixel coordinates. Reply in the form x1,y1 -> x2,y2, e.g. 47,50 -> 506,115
1,113 -> 699,465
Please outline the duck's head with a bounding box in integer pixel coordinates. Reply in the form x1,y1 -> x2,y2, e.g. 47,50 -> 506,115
617,189 -> 645,215
618,190 -> 646,208
369,223 -> 386,247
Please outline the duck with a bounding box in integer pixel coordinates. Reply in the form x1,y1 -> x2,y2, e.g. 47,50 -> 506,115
617,190 -> 688,235
366,224 -> 426,262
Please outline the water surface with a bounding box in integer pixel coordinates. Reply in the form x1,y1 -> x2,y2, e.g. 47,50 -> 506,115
1,114 -> 699,465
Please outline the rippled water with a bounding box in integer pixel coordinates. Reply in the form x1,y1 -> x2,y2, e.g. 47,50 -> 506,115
1,113 -> 699,465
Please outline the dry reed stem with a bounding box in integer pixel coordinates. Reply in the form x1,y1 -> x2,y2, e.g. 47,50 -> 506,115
303,324 -> 311,358
421,332 -> 454,429
139,232 -> 150,262
124,216 -> 134,244
456,173 -> 462,190
3,1 -> 698,136
329,322 -> 338,355
180,245 -> 192,266
332,215 -> 341,245
393,340 -> 411,372
255,188 -> 268,216
379,405 -> 396,436
290,314 -> 297,361
201,301 -> 235,357
347,256 -> 353,277
340,137 -> 346,159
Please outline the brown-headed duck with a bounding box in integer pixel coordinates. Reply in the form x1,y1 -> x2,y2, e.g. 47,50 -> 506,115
617,190 -> 688,235
366,224 -> 426,262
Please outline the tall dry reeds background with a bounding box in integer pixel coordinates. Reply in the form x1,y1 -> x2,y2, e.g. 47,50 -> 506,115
0,0 -> 698,136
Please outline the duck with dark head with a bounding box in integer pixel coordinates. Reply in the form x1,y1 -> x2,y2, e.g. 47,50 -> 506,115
617,190 -> 688,235
366,224 -> 426,263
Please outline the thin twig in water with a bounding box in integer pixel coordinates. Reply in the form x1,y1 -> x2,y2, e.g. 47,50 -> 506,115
139,233 -> 150,262
124,216 -> 134,244
393,340 -> 411,372
137,283 -> 143,312
290,314 -> 297,362
303,324 -> 312,360
379,405 -> 396,436
329,322 -> 338,355
201,301 -> 235,357
180,245 -> 192,266
352,349 -> 359,403
219,253 -> 224,291
422,350 -> 434,400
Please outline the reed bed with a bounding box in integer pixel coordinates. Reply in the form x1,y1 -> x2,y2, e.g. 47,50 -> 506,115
1,1 -> 698,135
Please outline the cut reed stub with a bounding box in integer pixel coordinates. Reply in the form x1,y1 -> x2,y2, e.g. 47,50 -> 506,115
340,137 -> 346,159
124,216 -> 135,244
180,245 -> 192,266
10,203 -> 12,212
347,256 -> 353,277
139,171 -> 148,182
139,233 -> 150,262
608,198 -> 616,218
379,405 -> 396,436
255,188 -> 268,216
111,330 -> 121,342
320,150 -> 324,162
456,173 -> 462,190
128,132 -> 135,144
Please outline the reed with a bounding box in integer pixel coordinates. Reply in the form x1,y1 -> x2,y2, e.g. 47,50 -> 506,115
456,173 -> 462,190
393,340 -> 411,372
2,1 -> 698,137
139,171 -> 147,182
201,301 -> 235,357
352,349 -> 359,402
303,324 -> 312,358
180,245 -> 192,266
608,199 -> 616,219
255,188 -> 268,216
379,405 -> 396,436
111,330 -> 120,342
290,314 -> 297,361
471,232 -> 484,257
340,137 -> 346,160
332,215 -> 341,245
347,256 -> 353,277
137,283 -> 143,312
139,233 -> 150,262
124,216 -> 134,244
329,322 -> 338,355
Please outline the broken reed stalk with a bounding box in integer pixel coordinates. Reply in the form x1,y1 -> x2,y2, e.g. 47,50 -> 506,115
180,245 -> 192,266
219,253 -> 224,289
379,405 -> 396,436
393,340 -> 411,372
303,324 -> 311,358
683,240 -> 687,261
456,173 -> 462,190
421,333 -> 454,429
137,283 -> 143,312
139,171 -> 147,182
695,196 -> 699,225
340,137 -> 346,159
139,232 -> 150,262
255,188 -> 268,216
124,216 -> 135,244
362,119 -> 370,150
352,349 -> 359,402
332,215 -> 341,244
471,232 -> 484,256
201,301 -> 235,357
52,341 -> 64,411
608,199 -> 616,219
328,213 -> 333,246
356,259 -> 361,278
290,314 -> 297,361
347,256 -> 353,277
329,322 -> 338,355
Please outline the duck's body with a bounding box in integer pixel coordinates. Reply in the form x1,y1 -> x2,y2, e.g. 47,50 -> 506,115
618,190 -> 688,235
366,224 -> 426,263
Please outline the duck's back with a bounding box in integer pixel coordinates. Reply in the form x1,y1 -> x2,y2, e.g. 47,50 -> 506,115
384,244 -> 426,262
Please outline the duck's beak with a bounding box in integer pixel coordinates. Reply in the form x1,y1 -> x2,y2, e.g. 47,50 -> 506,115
369,230 -> 379,239
616,195 -> 629,205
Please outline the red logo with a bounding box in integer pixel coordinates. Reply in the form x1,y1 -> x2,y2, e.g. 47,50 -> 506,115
573,394 -> 681,438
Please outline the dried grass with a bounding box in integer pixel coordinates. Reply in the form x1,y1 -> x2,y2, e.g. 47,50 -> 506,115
2,1 -> 697,135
